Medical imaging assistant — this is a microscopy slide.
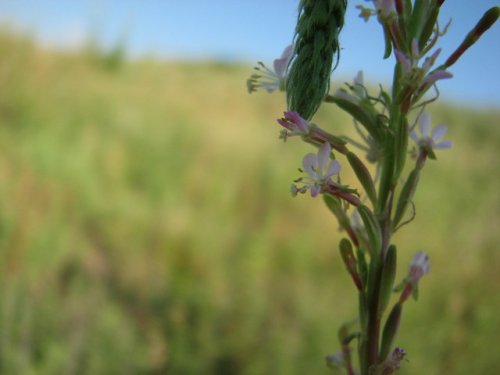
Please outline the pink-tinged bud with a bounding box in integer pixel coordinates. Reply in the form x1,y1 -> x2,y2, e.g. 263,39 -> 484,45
445,7 -> 499,68
399,251 -> 430,303
408,251 -> 430,284
277,111 -> 310,140
394,49 -> 411,74
422,70 -> 453,85
379,347 -> 407,374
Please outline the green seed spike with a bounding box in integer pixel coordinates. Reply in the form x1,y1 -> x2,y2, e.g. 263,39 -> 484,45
286,0 -> 347,120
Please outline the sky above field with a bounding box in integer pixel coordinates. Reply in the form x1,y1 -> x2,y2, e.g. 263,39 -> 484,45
0,0 -> 498,107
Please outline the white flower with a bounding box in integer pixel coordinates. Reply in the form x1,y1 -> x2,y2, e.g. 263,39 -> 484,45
292,142 -> 341,198
247,45 -> 294,93
410,112 -> 452,154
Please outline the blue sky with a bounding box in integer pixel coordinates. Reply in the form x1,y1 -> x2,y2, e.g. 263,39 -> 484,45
0,0 -> 498,107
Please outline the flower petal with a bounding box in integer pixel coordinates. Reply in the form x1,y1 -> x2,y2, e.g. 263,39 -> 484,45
423,70 -> 453,85
302,153 -> 318,180
409,130 -> 419,144
431,124 -> 448,142
394,49 -> 411,73
326,159 -> 341,179
280,44 -> 294,60
273,45 -> 293,78
418,113 -> 431,137
310,185 -> 321,197
285,111 -> 308,132
317,142 -> 332,176
434,141 -> 453,149
354,70 -> 364,86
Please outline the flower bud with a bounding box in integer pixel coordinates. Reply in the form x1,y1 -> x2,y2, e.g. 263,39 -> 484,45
444,6 -> 499,68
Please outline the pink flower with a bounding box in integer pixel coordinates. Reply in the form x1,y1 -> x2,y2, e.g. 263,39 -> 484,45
395,40 -> 452,88
247,45 -> 294,93
408,251 -> 430,286
380,347 -> 407,373
291,142 -> 341,197
277,111 -> 310,140
399,251 -> 430,302
394,39 -> 453,87
410,112 -> 452,153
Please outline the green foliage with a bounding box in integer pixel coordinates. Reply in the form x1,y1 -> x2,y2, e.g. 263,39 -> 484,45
0,32 -> 499,374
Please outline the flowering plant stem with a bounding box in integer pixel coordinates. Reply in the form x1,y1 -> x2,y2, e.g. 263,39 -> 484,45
248,2 -> 498,373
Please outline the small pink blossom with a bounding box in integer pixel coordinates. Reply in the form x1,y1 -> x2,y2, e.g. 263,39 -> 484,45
410,113 -> 452,152
247,45 -> 293,93
395,41 -> 452,88
291,142 -> 341,198
277,111 -> 310,140
408,251 -> 430,286
399,251 -> 430,302
380,347 -> 407,373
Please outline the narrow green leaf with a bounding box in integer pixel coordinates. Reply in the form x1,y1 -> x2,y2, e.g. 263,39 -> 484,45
379,303 -> 403,362
378,245 -> 397,315
346,152 -> 377,207
357,205 -> 382,256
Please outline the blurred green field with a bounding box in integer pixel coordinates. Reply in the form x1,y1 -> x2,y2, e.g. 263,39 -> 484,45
0,31 -> 499,375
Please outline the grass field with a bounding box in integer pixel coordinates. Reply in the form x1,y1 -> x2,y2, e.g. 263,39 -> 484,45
0,31 -> 499,374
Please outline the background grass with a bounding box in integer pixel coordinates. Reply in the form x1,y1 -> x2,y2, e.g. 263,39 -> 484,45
0,31 -> 499,374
